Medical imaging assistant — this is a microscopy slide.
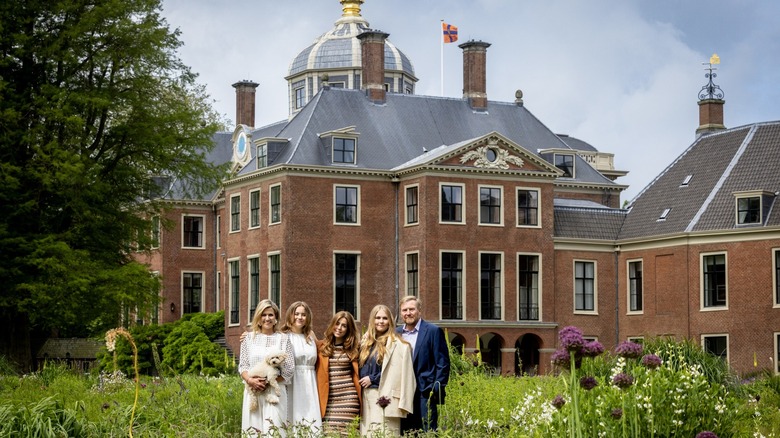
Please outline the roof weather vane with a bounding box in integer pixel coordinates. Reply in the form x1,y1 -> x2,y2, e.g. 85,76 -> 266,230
699,53 -> 724,100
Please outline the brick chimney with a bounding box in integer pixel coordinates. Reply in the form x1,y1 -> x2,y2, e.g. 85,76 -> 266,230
357,29 -> 389,104
459,40 -> 491,111
232,80 -> 259,127
696,98 -> 725,137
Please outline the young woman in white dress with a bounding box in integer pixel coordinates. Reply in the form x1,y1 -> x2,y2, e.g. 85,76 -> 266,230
239,299 -> 295,437
280,301 -> 322,434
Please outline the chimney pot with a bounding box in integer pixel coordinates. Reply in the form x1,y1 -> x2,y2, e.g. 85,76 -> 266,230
459,40 -> 491,111
357,30 -> 389,104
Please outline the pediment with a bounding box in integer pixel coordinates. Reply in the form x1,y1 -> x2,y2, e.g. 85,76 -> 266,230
427,132 -> 560,174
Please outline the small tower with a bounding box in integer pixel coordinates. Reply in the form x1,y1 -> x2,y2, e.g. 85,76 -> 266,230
696,54 -> 725,137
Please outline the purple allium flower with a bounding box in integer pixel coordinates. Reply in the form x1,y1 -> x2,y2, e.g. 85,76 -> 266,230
580,340 -> 605,358
376,395 -> 392,409
551,349 -> 571,368
558,326 -> 585,351
140,383 -> 147,389
610,408 -> 623,419
551,395 -> 566,410
612,373 -> 634,389
580,376 -> 598,391
641,354 -> 662,369
695,432 -> 718,438
615,341 -> 644,359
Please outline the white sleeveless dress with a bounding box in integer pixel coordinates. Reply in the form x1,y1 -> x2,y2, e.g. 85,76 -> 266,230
287,333 -> 322,433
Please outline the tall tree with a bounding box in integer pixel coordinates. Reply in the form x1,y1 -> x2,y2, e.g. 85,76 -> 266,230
0,0 -> 226,369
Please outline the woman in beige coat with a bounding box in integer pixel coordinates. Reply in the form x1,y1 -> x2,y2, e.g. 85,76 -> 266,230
358,304 -> 416,436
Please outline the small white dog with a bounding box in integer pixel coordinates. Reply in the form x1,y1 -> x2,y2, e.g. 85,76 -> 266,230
246,349 -> 287,411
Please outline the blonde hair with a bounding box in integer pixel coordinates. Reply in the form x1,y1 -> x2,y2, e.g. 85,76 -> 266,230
320,311 -> 359,361
279,301 -> 315,343
359,304 -> 404,367
399,295 -> 421,311
250,299 -> 280,333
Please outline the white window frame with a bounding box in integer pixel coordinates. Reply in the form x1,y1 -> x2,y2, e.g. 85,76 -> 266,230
439,182 -> 466,225
477,184 -> 504,227
257,143 -> 268,169
701,333 -> 729,364
627,336 -> 644,344
554,153 -> 575,178
215,271 -> 221,312
230,194 -> 241,233
734,191 -> 764,225
269,183 -> 282,225
181,271 -> 205,315
478,251 -> 504,320
775,332 -> 780,374
228,257 -> 241,327
774,248 -> 780,308
700,252 -> 728,311
181,214 -> 206,249
333,251 -> 361,319
515,187 -> 541,228
333,184 -> 361,226
573,259 -> 598,315
249,189 -> 261,229
332,137 -> 357,164
247,255 -> 261,324
404,184 -> 420,226
627,259 -> 644,315
150,215 -> 160,249
516,252 -> 542,322
405,251 -> 419,297
439,249 -> 466,320
215,215 -> 221,249
268,251 -> 281,305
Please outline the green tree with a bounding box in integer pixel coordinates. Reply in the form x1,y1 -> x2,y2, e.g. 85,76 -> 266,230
0,0 -> 226,369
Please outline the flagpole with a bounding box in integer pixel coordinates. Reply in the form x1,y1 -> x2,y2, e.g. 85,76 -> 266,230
440,20 -> 444,96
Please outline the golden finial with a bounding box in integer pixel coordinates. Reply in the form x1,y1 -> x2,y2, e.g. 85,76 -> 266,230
709,53 -> 720,65
340,0 -> 364,18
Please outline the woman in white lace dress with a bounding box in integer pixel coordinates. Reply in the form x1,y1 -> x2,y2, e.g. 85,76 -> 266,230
280,301 -> 322,434
239,299 -> 295,437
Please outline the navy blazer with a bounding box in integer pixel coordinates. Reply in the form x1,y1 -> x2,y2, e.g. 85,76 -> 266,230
397,319 -> 450,403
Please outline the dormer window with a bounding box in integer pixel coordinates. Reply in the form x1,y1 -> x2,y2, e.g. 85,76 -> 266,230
734,190 -> 774,226
257,144 -> 268,168
554,153 -> 574,178
294,87 -> 305,109
333,138 -> 356,164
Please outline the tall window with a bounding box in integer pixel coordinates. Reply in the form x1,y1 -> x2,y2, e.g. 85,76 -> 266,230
230,195 -> 241,232
776,333 -> 780,374
775,250 -> 780,305
333,138 -> 356,164
250,190 -> 260,228
737,196 -> 760,224
335,254 -> 358,316
702,254 -> 726,308
517,189 -> 539,226
215,271 -> 221,312
441,252 -> 463,319
183,216 -> 204,248
295,87 -> 305,109
555,154 -> 574,177
574,261 -> 595,312
406,253 -> 419,296
229,260 -> 240,325
406,186 -> 418,225
480,253 -> 502,320
257,144 -> 268,168
441,184 -> 463,223
479,187 -> 502,225
628,260 -> 643,312
216,215 -> 221,249
335,186 -> 359,224
270,185 -> 281,224
182,272 -> 202,314
151,216 -> 160,248
518,255 -> 539,320
249,258 -> 259,318
703,335 -> 728,361
269,253 -> 281,305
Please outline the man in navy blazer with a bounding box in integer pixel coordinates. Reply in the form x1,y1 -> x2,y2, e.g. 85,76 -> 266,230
397,295 -> 450,433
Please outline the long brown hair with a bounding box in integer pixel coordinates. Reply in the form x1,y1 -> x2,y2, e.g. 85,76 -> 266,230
359,304 -> 403,367
279,301 -> 316,343
320,311 -> 359,361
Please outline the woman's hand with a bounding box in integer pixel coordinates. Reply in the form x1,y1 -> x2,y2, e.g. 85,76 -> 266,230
246,376 -> 267,391
359,376 -> 371,388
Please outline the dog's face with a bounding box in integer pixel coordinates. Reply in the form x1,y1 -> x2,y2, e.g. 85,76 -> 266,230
265,352 -> 287,367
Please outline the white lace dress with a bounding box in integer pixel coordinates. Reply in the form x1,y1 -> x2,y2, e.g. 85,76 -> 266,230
238,332 -> 295,437
287,333 -> 322,433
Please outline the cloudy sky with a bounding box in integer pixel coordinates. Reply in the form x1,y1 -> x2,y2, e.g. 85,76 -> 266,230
161,0 -> 780,203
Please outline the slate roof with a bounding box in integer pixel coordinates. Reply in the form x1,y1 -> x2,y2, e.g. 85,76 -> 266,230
235,87 -> 622,193
554,203 -> 627,240
620,121 -> 780,240
557,134 -> 598,152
